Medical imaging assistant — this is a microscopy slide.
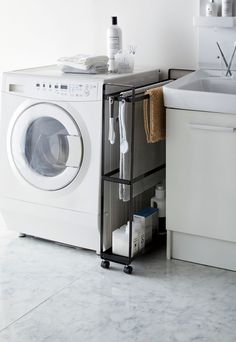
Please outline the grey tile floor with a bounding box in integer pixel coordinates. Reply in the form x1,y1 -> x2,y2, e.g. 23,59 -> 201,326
0,227 -> 236,342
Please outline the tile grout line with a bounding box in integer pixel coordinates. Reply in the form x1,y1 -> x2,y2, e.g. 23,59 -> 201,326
0,276 -> 85,334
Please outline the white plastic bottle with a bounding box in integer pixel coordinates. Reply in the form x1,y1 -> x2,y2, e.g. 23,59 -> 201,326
151,184 -> 166,232
107,16 -> 122,73
206,0 -> 218,16
112,221 -> 142,257
132,219 -> 145,252
222,0 -> 233,17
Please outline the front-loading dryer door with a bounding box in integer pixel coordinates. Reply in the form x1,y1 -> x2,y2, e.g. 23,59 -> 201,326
10,103 -> 83,191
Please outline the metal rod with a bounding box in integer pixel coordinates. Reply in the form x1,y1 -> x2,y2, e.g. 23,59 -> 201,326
168,68 -> 195,80
103,164 -> 166,185
100,83 -> 106,256
132,164 -> 166,184
120,79 -> 171,99
216,42 -> 232,77
128,86 -> 136,264
103,78 -> 170,100
226,44 -> 236,77
104,94 -> 150,103
103,168 -> 120,178
125,94 -> 150,103
103,176 -> 131,185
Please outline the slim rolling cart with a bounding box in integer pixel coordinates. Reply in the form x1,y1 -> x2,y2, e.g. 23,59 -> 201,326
100,69 -> 193,274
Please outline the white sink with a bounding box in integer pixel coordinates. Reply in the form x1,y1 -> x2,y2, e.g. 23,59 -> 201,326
163,69 -> 236,114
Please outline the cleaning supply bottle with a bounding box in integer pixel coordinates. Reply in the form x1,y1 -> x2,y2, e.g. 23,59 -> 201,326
151,184 -> 166,232
222,0 -> 233,16
112,220 -> 143,257
132,218 -> 145,252
107,16 -> 122,73
206,0 -> 218,16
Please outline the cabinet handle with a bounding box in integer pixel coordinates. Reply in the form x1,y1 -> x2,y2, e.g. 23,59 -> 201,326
188,123 -> 236,133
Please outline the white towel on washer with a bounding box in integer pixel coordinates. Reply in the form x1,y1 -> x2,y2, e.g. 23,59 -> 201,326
58,54 -> 108,74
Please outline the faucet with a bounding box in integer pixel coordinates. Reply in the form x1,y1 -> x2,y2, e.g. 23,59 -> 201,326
225,43 -> 236,77
216,42 -> 236,77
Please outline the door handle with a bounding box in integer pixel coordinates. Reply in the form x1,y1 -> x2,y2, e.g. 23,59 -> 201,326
65,135 -> 83,168
188,123 -> 236,133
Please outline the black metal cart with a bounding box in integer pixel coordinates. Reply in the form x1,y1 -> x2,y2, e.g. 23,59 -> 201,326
100,69 -> 193,274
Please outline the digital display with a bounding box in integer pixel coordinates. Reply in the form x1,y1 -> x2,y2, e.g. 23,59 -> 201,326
61,85 -> 68,90
9,84 -> 24,93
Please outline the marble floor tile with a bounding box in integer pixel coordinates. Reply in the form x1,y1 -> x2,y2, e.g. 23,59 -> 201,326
0,232 -> 236,342
0,228 -> 97,331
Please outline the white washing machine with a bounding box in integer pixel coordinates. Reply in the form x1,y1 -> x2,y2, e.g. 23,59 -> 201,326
0,65 -> 160,251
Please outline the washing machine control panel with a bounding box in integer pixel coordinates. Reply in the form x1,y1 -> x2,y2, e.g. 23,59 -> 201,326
6,77 -> 101,101
33,81 -> 99,100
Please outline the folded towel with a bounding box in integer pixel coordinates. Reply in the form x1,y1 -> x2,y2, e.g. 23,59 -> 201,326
67,54 -> 108,66
143,87 -> 166,143
58,54 -> 108,67
58,54 -> 108,74
60,64 -> 108,74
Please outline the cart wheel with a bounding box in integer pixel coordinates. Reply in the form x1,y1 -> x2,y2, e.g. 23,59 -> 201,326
101,260 -> 110,269
123,265 -> 133,274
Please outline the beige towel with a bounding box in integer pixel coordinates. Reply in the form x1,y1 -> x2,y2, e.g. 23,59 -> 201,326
143,87 -> 166,143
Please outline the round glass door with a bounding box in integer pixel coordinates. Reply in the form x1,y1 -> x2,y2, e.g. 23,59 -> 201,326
10,103 -> 83,191
25,117 -> 70,177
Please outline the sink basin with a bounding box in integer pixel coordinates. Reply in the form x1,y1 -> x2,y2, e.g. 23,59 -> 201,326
163,69 -> 236,114
180,77 -> 236,95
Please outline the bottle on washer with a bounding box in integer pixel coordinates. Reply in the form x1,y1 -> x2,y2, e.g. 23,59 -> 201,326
222,0 -> 233,16
107,16 -> 122,73
206,0 -> 218,16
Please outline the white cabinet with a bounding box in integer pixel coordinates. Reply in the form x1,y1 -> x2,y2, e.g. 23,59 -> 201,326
167,108 -> 236,270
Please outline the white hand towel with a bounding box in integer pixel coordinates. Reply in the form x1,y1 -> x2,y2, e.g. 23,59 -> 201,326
58,54 -> 108,68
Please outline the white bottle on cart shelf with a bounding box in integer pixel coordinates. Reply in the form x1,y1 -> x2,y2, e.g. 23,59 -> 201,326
112,220 -> 144,257
151,184 -> 166,232
133,218 -> 145,252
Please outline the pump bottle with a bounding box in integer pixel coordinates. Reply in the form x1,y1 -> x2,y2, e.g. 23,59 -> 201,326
222,0 -> 233,17
107,16 -> 122,73
206,0 -> 218,16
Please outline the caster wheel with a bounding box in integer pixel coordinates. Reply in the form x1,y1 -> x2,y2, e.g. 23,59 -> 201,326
19,233 -> 26,238
123,265 -> 133,274
101,260 -> 110,269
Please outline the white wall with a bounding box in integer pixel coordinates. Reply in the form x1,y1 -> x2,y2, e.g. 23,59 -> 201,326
90,0 -> 199,74
0,0 -> 94,72
0,0 -> 199,75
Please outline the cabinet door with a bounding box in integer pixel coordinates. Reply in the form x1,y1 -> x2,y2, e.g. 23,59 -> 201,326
166,108 -> 236,243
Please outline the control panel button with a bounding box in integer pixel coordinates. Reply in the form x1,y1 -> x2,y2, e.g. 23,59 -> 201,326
33,81 -> 98,99
84,88 -> 90,97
